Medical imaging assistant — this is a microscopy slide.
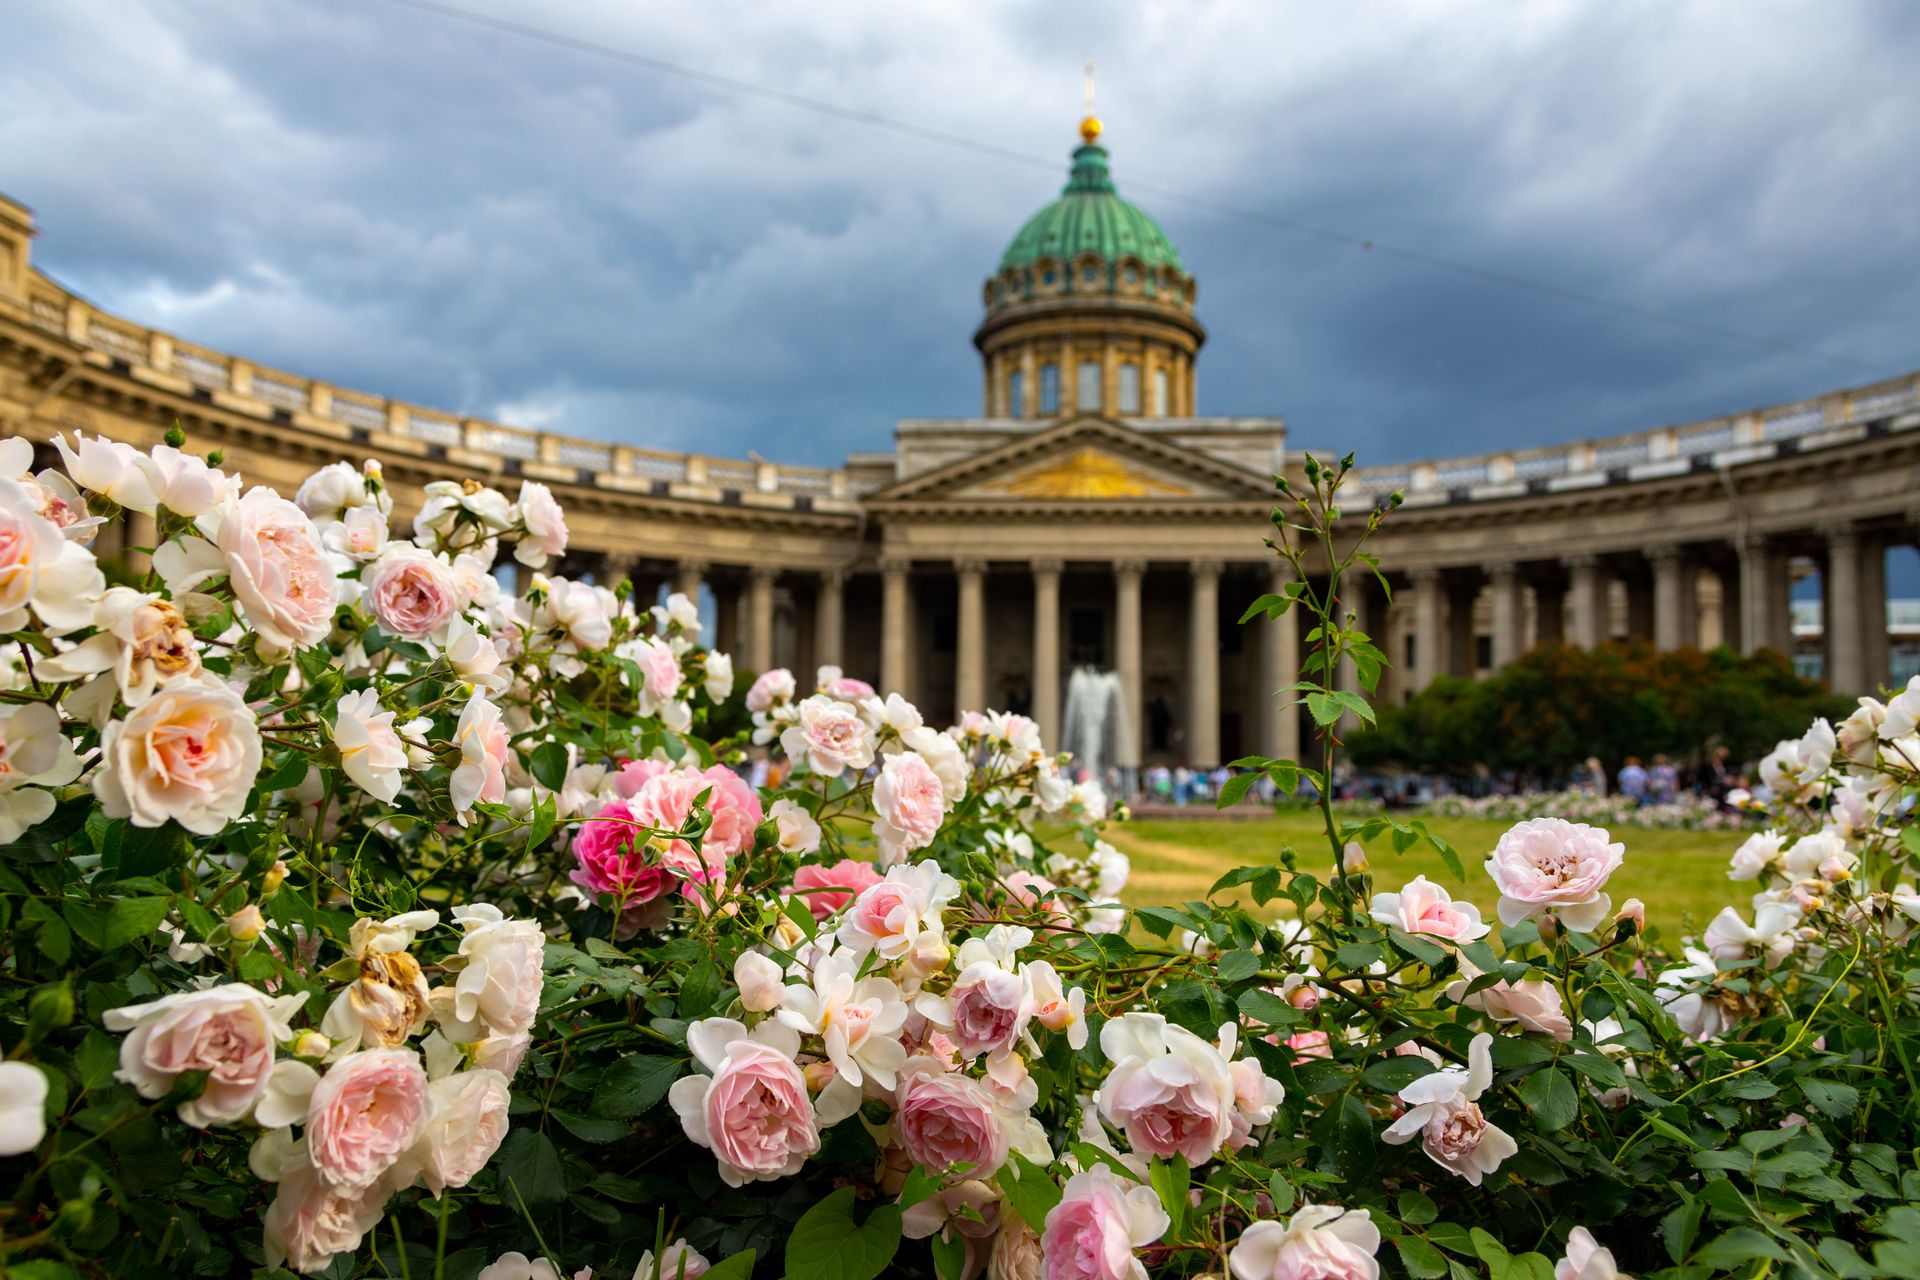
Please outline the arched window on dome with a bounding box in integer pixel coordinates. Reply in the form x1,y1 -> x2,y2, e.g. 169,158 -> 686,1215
1077,360 -> 1102,412
1152,368 -> 1170,418
1007,369 -> 1025,418
1039,363 -> 1060,414
1117,362 -> 1141,415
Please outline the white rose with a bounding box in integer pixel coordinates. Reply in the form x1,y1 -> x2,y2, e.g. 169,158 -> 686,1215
0,1061 -> 49,1155
446,904 -> 545,1038
95,678 -> 262,833
401,1068 -> 512,1196
53,432 -> 158,514
513,481 -> 569,569
0,703 -> 83,844
137,444 -> 235,517
330,689 -> 409,803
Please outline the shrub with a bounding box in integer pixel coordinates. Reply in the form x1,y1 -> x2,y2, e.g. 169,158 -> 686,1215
0,439 -> 1916,1280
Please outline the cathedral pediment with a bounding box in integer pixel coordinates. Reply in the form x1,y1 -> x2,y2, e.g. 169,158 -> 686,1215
867,417 -> 1274,506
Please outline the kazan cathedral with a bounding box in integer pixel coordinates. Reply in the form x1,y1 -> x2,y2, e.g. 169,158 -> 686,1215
2,114 -> 1917,774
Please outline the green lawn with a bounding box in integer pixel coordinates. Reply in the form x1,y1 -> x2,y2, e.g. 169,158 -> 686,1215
1110,812 -> 1742,936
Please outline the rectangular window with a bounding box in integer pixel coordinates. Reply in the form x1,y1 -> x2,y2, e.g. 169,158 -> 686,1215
1117,362 -> 1141,414
1077,360 -> 1103,412
1007,369 -> 1024,417
1152,368 -> 1170,416
1039,364 -> 1060,414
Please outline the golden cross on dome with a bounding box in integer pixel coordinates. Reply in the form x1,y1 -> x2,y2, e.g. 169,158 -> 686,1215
1080,57 -> 1102,144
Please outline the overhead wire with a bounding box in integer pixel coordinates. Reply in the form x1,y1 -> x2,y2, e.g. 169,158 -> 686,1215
374,0 -> 1884,375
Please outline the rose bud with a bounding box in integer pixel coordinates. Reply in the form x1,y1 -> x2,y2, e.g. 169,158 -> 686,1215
227,904 -> 266,945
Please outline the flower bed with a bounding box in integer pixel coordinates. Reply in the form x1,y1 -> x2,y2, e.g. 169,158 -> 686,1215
1424,789 -> 1750,831
1,442 -> 1917,1280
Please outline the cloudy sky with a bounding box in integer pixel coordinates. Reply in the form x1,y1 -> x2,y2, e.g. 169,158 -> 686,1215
4,1 -> 1918,471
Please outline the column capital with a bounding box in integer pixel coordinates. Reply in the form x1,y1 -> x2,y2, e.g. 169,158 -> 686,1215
1646,542 -> 1685,565
1190,558 -> 1223,577
953,557 -> 987,576
1113,558 -> 1147,578
1408,566 -> 1443,584
749,565 -> 780,584
1030,557 -> 1064,576
678,558 -> 709,574
1562,554 -> 1600,571
1820,521 -> 1861,548
817,566 -> 846,587
878,557 -> 912,576
1486,560 -> 1519,582
1736,530 -> 1771,554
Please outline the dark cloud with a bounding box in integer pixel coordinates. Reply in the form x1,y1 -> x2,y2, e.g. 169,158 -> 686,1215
4,0 -> 1917,467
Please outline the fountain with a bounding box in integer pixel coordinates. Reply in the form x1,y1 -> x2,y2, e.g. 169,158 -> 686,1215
1059,666 -> 1135,782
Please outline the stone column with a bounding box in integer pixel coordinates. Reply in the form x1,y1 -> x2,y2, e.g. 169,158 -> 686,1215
813,570 -> 844,671
1825,525 -> 1865,692
1738,534 -> 1777,655
1489,563 -> 1524,669
1447,577 -> 1477,677
124,510 -> 156,578
1187,560 -> 1222,768
1114,561 -> 1144,769
1263,566 -> 1301,761
1861,535 -> 1889,690
674,559 -> 705,602
955,559 -> 987,713
1567,556 -> 1607,648
1651,545 -> 1693,651
880,559 -> 911,701
1533,576 -> 1566,646
1031,559 -> 1062,745
1409,568 -> 1445,691
747,567 -> 777,672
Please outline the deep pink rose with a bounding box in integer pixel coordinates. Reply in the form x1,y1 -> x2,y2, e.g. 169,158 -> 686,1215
792,859 -> 883,921
569,799 -> 674,903
949,969 -> 1026,1060
306,1048 -> 430,1191
897,1067 -> 1007,1179
364,546 -> 459,639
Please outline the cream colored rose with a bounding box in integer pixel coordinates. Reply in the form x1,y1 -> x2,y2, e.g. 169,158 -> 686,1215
0,476 -> 105,635
400,1067 -> 512,1196
102,983 -> 304,1127
94,678 -> 262,833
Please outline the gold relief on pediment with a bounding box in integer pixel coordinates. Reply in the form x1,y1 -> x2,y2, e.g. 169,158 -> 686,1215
989,447 -> 1192,499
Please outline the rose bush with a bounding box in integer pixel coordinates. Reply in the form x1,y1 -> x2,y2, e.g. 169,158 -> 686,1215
1,440 -> 1918,1280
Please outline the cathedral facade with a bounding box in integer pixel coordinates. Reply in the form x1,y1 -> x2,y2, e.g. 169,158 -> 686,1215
4,118 -> 1919,769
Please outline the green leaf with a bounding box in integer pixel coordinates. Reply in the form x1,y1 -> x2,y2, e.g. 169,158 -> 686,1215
74,1031 -> 119,1091
1469,1227 -> 1510,1269
527,793 -> 558,850
1362,1056 -> 1437,1093
1237,593 -> 1289,623
552,1110 -> 631,1143
1691,1228 -> 1787,1267
105,896 -> 174,950
1800,1079 -> 1860,1117
1397,1190 -> 1438,1226
1214,950 -> 1260,983
1661,1199 -> 1704,1265
1519,1068 -> 1577,1132
1385,929 -> 1447,967
996,1152 -> 1062,1232
256,750 -> 310,793
928,1232 -> 966,1280
1394,1236 -> 1447,1279
498,1129 -> 567,1206
1236,987 -> 1300,1029
896,1164 -> 943,1212
591,1056 -> 684,1118
530,740 -> 570,792
1148,1157 -> 1189,1239
1215,772 -> 1259,809
1305,692 -> 1346,727
701,1252 -> 756,1280
783,1186 -> 903,1280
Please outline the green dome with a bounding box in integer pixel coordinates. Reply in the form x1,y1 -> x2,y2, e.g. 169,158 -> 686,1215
997,142 -> 1185,275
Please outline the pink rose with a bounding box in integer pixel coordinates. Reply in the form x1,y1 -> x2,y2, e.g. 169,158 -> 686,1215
837,861 -> 960,961
364,545 -> 459,640
405,1068 -> 512,1196
612,757 -> 670,798
897,1062 -> 1008,1179
1485,818 -> 1625,933
873,751 -> 948,863
1229,1205 -> 1381,1280
1003,870 -> 1070,925
948,968 -> 1026,1060
632,636 -> 683,704
668,1020 -> 821,1186
1453,976 -> 1573,1042
306,1048 -> 430,1191
792,859 -> 882,921
825,675 -> 875,701
745,668 -> 796,713
263,1155 -> 388,1274
101,983 -> 299,1126
570,799 -> 675,903
1554,1227 -> 1621,1280
1283,1031 -> 1331,1062
513,481 -> 568,569
780,695 -> 874,777
1095,1014 -> 1236,1167
1368,876 -> 1490,943
629,764 -> 764,870
211,487 -> 338,650
450,690 -> 510,821
1041,1165 -> 1169,1280
94,678 -> 262,834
